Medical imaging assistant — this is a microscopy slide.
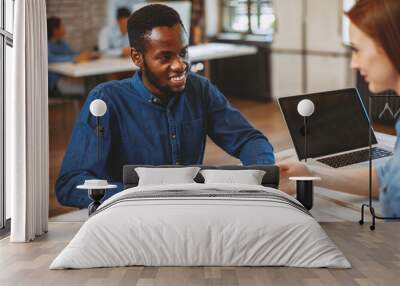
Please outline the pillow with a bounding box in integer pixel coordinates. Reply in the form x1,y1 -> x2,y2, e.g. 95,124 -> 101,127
200,169 -> 266,185
135,167 -> 201,186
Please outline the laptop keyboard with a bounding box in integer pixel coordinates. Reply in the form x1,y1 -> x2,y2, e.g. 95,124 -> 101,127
317,147 -> 393,168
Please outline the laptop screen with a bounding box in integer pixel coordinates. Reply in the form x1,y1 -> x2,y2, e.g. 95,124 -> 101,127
278,88 -> 377,160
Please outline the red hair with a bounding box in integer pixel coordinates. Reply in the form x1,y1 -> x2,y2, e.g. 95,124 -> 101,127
347,0 -> 400,74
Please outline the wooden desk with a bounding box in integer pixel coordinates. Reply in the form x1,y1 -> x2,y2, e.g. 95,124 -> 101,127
276,132 -> 397,220
48,43 -> 258,78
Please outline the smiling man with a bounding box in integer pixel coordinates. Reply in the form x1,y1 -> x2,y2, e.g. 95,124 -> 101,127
55,4 -> 275,208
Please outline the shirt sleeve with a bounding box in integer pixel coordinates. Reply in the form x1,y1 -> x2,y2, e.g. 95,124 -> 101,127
377,145 -> 400,217
98,27 -> 123,57
55,88 -> 123,208
48,42 -> 77,63
205,81 -> 275,165
62,41 -> 77,55
48,51 -> 75,63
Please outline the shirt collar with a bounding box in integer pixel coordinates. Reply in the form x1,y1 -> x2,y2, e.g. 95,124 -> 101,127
132,71 -> 186,106
132,71 -> 159,104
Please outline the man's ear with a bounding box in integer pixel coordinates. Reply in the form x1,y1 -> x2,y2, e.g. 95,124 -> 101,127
131,47 -> 144,69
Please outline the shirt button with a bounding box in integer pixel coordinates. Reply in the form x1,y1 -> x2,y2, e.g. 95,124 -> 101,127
152,98 -> 158,103
171,134 -> 176,139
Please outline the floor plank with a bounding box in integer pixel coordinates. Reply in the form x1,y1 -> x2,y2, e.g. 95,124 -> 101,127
1,221 -> 400,286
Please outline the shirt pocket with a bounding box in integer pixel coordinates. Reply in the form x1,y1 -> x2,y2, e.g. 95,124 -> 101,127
179,118 -> 206,164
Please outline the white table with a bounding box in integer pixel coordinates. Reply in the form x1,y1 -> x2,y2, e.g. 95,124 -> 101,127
276,131 -> 397,220
48,43 -> 258,78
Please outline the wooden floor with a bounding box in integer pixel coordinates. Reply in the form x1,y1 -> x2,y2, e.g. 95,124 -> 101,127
1,221 -> 400,286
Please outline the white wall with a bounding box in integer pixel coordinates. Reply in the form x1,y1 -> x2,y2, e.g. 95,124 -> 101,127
272,54 -> 303,98
306,0 -> 346,53
272,0 -> 303,51
271,0 -> 304,98
306,55 -> 351,93
203,0 -> 355,99
204,0 -> 219,38
271,0 -> 355,99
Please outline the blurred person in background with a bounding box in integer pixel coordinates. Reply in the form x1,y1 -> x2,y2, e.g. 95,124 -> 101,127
98,7 -> 131,57
47,17 -> 97,95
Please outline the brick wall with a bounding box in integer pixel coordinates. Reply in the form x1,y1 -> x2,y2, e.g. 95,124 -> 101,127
46,0 -> 107,51
46,0 -> 206,50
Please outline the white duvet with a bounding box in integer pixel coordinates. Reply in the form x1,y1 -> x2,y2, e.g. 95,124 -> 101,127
50,183 -> 351,269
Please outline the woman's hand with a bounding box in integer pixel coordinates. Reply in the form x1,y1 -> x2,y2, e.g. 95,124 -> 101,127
277,161 -> 313,177
277,161 -> 313,195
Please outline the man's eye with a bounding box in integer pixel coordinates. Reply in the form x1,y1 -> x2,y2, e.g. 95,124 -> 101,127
161,55 -> 172,62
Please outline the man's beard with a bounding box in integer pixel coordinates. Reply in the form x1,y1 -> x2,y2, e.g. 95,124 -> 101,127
143,58 -> 189,97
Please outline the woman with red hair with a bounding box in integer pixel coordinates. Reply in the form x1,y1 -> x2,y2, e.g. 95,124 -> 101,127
279,0 -> 400,217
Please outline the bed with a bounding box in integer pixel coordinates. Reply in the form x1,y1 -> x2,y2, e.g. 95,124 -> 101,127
50,165 -> 350,269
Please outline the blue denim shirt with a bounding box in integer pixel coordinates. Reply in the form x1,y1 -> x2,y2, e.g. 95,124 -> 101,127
377,119 -> 400,217
48,40 -> 77,91
56,72 -> 275,208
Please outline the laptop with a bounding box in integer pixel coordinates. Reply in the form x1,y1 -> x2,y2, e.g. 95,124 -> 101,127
278,88 -> 393,168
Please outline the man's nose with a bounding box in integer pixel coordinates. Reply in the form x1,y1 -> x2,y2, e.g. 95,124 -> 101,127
171,56 -> 187,72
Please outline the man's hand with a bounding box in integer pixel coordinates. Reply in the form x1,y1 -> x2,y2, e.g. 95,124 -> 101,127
74,51 -> 93,63
122,47 -> 131,57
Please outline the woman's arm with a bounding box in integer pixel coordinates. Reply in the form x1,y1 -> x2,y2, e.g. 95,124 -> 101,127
278,161 -> 380,198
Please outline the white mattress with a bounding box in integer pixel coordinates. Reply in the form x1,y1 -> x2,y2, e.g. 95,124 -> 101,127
50,183 -> 351,269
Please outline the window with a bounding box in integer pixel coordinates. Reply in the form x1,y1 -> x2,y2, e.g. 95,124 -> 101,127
222,0 -> 275,36
1,0 -> 14,230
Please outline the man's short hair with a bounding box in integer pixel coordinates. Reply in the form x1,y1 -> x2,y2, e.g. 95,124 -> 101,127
117,7 -> 131,20
47,17 -> 61,39
127,4 -> 185,53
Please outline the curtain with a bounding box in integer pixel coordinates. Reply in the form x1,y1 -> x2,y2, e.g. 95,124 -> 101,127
7,0 -> 49,242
